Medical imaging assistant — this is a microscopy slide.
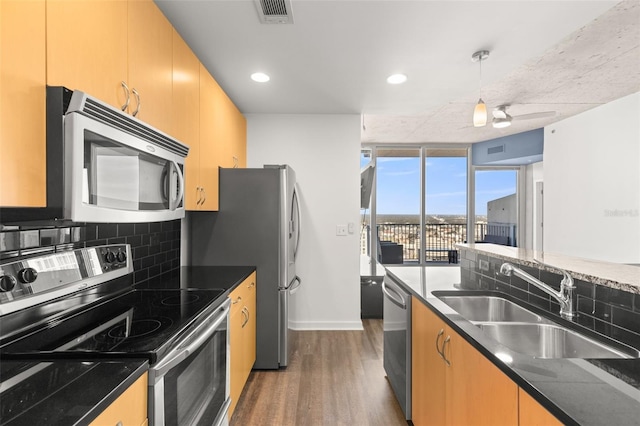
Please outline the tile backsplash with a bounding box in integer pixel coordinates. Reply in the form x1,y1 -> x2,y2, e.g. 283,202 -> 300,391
459,248 -> 640,349
0,220 -> 181,285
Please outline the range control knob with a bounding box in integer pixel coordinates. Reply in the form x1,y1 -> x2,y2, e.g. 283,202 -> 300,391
18,267 -> 38,284
0,275 -> 17,292
116,251 -> 127,263
104,251 -> 116,263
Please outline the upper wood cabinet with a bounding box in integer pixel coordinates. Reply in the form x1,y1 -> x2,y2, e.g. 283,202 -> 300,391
172,30 -> 200,210
197,65 -> 224,211
47,0 -> 173,134
0,0 -> 46,207
412,298 -> 518,426
126,0 -> 173,132
217,92 -> 247,169
47,0 -> 129,111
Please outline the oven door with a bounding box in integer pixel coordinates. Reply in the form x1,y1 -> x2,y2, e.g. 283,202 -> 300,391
149,299 -> 230,426
64,111 -> 185,223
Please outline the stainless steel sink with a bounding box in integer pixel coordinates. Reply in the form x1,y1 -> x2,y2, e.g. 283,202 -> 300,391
477,322 -> 639,359
437,295 -> 545,323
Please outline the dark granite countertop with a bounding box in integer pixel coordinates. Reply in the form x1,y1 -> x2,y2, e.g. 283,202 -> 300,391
134,265 -> 256,294
385,265 -> 640,426
1,266 -> 254,424
0,359 -> 147,425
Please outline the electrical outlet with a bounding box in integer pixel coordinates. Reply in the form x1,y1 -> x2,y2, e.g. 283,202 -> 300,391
336,225 -> 347,236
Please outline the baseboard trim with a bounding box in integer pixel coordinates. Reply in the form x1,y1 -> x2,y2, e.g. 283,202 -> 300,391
289,320 -> 365,331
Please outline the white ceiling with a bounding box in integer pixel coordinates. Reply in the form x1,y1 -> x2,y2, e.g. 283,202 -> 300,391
155,0 -> 640,144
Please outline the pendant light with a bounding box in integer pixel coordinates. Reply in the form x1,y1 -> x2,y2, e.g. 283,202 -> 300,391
471,50 -> 490,127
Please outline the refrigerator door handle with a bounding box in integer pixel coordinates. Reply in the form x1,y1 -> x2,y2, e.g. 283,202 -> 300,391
289,276 -> 302,294
292,184 -> 301,260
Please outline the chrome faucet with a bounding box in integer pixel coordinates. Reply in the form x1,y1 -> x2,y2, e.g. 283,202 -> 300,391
499,262 -> 576,320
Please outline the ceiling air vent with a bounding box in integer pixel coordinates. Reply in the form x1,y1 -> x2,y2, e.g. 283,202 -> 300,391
255,0 -> 294,24
487,145 -> 505,155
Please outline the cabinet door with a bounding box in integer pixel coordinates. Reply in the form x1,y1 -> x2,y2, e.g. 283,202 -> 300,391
519,388 -> 562,426
412,297 -> 447,426
199,65 -> 222,211
229,102 -> 247,168
446,331 -> 518,426
229,296 -> 244,417
127,0 -> 173,133
89,372 -> 148,426
244,274 -> 257,371
47,0 -> 128,110
0,0 -> 46,207
172,30 -> 200,210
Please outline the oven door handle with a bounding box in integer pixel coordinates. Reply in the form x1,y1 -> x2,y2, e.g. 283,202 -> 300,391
152,299 -> 230,379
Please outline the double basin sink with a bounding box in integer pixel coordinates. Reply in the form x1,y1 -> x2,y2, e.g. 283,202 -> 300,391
434,292 -> 639,359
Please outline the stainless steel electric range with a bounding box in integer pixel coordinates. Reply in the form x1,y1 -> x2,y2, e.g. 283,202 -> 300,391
0,244 -> 230,426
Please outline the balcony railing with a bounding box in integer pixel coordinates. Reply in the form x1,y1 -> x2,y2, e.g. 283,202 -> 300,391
361,223 -> 488,263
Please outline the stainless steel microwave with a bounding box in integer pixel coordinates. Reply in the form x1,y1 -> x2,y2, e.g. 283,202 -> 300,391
1,87 -> 189,223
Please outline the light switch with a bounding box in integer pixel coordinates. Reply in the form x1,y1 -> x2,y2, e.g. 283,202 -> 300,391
336,225 -> 347,236
347,222 -> 355,234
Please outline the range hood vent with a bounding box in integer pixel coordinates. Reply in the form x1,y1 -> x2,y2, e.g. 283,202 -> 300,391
255,0 -> 294,24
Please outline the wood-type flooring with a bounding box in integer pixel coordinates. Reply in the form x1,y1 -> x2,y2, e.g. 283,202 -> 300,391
230,319 -> 408,426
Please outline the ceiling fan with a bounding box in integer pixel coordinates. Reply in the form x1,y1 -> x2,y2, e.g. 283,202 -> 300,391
492,105 -> 556,128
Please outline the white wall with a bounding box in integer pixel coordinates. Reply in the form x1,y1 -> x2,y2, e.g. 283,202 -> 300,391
487,194 -> 517,223
246,114 -> 362,330
544,92 -> 640,263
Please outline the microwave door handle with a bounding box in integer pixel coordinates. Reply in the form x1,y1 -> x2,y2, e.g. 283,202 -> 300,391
169,161 -> 184,211
152,300 -> 230,379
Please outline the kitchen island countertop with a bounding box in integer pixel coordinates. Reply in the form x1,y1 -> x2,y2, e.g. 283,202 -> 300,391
386,265 -> 640,426
456,243 -> 640,293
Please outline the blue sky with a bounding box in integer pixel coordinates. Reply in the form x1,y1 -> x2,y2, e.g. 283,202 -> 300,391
362,154 -> 516,215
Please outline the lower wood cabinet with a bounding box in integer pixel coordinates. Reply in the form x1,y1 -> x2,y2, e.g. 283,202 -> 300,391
412,297 -> 519,426
89,371 -> 148,426
229,272 -> 257,418
519,388 -> 562,426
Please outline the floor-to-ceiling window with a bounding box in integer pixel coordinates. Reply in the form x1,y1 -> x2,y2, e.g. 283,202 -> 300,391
362,145 -> 469,265
375,148 -> 420,264
424,149 -> 468,262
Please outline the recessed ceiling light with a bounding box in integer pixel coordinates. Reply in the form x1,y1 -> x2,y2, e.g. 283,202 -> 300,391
387,74 -> 407,84
251,72 -> 270,83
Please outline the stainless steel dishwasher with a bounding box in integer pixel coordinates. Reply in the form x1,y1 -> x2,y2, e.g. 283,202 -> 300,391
382,274 -> 411,420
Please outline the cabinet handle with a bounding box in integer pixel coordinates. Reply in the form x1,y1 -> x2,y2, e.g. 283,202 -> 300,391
248,281 -> 255,289
198,187 -> 205,205
435,329 -> 445,360
232,296 -> 242,304
201,187 -> 207,205
442,336 -> 451,367
241,307 -> 249,327
132,88 -> 141,117
195,187 -> 201,205
120,81 -> 130,112
233,156 -> 239,168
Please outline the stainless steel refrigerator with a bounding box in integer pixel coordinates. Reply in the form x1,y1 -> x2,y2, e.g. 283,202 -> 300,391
190,165 -> 301,369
